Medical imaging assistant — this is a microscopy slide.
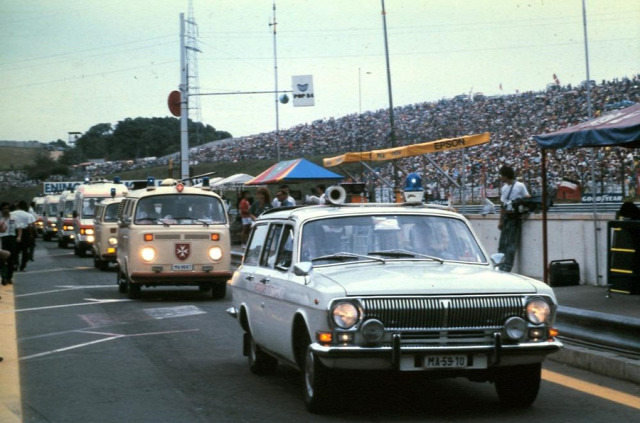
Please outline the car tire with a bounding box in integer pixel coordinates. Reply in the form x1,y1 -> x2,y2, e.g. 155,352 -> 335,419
248,332 -> 278,375
212,283 -> 227,299
495,363 -> 541,407
126,275 -> 140,299
117,269 -> 128,293
303,344 -> 333,413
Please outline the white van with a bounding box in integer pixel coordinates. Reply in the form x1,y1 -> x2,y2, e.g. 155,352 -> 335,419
116,178 -> 231,299
72,179 -> 128,257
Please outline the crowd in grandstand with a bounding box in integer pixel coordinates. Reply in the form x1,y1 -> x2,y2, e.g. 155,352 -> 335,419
3,76 -> 639,201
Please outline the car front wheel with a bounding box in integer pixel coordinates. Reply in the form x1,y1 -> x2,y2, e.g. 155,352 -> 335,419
303,345 -> 333,413
494,363 -> 541,407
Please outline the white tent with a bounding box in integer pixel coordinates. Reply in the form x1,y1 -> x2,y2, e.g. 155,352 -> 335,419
211,173 -> 255,190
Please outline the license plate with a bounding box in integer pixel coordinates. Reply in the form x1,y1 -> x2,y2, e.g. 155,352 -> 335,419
172,263 -> 193,271
424,355 -> 467,368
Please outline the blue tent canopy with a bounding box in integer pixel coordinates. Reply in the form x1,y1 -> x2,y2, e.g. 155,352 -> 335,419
245,158 -> 343,185
534,103 -> 640,149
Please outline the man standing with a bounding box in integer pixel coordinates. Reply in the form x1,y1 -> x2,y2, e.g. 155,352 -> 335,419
0,202 -> 18,285
12,200 -> 36,271
498,165 -> 530,272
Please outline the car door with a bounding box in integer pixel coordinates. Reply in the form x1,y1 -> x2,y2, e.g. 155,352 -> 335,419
238,223 -> 270,340
251,224 -> 302,359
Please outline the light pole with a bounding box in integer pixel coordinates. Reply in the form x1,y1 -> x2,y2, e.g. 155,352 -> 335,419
270,1 -> 281,163
380,0 -> 399,191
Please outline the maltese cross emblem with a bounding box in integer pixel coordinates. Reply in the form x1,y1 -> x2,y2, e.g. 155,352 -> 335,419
175,243 -> 190,261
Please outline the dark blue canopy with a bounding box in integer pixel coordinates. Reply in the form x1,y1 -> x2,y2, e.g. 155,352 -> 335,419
534,103 -> 640,149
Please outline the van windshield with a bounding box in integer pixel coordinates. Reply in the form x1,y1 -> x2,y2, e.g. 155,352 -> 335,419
134,195 -> 227,225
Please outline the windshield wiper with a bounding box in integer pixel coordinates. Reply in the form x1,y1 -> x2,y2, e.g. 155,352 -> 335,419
195,219 -> 210,227
368,249 -> 444,264
311,252 -> 386,264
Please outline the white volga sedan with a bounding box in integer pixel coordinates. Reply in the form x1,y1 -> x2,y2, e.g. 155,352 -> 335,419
227,189 -> 562,413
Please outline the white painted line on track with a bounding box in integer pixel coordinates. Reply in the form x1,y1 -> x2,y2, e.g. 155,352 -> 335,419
16,286 -> 114,297
20,329 -> 199,361
144,305 -> 206,320
9,298 -> 132,313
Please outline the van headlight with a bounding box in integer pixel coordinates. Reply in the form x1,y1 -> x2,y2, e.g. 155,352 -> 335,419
331,302 -> 360,329
108,237 -> 118,246
140,247 -> 156,262
208,246 -> 223,261
526,298 -> 551,324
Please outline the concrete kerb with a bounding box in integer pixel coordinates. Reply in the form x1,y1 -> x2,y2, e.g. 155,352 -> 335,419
0,284 -> 22,423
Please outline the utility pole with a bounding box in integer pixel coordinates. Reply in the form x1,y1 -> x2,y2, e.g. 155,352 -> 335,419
270,1 -> 281,163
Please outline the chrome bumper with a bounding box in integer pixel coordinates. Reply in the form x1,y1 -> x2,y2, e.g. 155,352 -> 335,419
311,333 -> 563,369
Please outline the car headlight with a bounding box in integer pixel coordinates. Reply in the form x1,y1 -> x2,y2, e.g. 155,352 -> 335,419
208,246 -> 223,261
331,302 -> 359,329
108,237 -> 118,246
526,298 -> 551,324
85,228 -> 94,235
140,247 -> 156,262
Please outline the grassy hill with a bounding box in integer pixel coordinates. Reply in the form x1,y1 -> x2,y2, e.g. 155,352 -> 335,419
0,146 -> 39,171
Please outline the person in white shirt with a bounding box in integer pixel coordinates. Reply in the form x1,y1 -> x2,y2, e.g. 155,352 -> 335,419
11,200 -> 36,271
497,165 -> 530,272
272,185 -> 296,207
1,202 -> 18,284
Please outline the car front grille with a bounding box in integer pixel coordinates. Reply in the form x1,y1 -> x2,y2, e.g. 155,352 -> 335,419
360,296 -> 525,330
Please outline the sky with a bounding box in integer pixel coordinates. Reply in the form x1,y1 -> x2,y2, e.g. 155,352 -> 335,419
1,0 -> 638,143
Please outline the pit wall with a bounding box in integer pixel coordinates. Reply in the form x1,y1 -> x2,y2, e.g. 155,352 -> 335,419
466,212 -> 615,286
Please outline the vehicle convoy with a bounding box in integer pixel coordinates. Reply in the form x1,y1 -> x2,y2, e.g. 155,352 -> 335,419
92,196 -> 125,270
72,178 -> 128,257
41,193 -> 60,241
116,178 -> 232,299
57,190 -> 75,248
226,180 -> 563,413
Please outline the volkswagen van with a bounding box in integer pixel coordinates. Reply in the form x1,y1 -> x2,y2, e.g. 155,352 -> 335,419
57,190 -> 76,248
93,196 -> 125,270
116,178 -> 232,299
72,178 -> 128,257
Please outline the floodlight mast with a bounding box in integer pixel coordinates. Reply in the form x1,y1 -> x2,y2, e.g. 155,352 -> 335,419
179,13 -> 189,182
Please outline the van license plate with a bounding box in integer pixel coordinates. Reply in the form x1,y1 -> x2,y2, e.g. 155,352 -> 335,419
172,263 -> 193,271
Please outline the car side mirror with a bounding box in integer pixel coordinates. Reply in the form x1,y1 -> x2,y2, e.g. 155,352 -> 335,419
491,253 -> 505,269
293,262 -> 312,277
72,211 -> 78,218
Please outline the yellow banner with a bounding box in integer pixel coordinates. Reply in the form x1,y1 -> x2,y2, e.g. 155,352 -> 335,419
323,132 -> 490,167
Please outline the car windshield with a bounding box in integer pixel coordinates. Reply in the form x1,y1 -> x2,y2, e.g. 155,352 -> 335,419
134,194 -> 227,225
300,214 -> 486,264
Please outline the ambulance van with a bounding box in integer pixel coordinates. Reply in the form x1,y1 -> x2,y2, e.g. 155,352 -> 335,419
57,190 -> 76,248
93,196 -> 125,270
116,178 -> 232,299
73,178 -> 128,257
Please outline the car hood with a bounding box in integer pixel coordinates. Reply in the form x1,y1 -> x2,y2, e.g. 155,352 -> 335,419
314,261 -> 552,297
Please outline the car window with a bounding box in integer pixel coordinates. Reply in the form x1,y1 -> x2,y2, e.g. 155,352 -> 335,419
104,203 -> 119,222
275,225 -> 294,270
261,224 -> 283,269
301,215 -> 486,264
244,223 -> 269,266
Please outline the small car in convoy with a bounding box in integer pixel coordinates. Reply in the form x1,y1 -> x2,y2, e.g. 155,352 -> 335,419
116,178 -> 232,299
227,183 -> 562,412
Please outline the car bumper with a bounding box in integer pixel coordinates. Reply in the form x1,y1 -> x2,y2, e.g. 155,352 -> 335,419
310,333 -> 563,371
130,270 -> 232,285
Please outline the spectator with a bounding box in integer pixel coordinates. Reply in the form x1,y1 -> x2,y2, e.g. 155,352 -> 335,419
497,165 -> 530,272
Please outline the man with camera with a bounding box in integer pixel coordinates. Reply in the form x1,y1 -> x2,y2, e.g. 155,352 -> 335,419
498,165 -> 530,272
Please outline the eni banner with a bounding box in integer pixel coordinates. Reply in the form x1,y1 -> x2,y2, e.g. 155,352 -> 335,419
324,132 -> 490,167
